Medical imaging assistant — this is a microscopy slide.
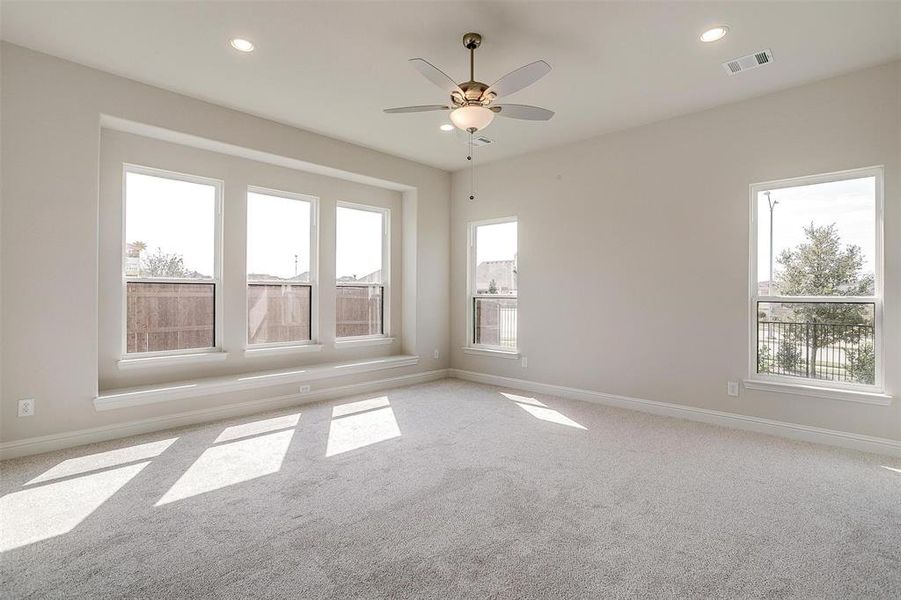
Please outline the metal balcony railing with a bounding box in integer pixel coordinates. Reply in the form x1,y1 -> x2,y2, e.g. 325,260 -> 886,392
756,301 -> 876,384
473,295 -> 517,349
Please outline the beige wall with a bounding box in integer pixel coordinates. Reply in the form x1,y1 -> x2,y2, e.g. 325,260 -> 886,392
0,43 -> 450,444
2,41 -> 898,449
451,61 -> 901,441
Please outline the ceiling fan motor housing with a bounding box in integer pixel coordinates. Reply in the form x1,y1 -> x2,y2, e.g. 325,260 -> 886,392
456,81 -> 493,106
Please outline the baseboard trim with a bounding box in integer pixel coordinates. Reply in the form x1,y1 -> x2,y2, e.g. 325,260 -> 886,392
7,368 -> 897,461
449,369 -> 901,458
1,369 -> 448,461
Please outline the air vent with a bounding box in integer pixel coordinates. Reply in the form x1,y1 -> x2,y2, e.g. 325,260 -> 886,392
459,133 -> 494,146
454,129 -> 497,146
722,49 -> 774,75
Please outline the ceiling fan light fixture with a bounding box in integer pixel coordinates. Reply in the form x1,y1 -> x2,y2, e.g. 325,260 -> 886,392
450,105 -> 495,132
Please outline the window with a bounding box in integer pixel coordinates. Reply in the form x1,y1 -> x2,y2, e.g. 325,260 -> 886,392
246,188 -> 317,347
335,203 -> 388,338
750,167 -> 883,391
123,166 -> 221,355
468,218 -> 518,351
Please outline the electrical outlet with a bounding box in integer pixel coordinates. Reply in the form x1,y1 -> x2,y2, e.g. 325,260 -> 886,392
727,381 -> 739,397
18,398 -> 35,417
433,349 -> 440,359
299,385 -> 311,394
521,357 -> 528,368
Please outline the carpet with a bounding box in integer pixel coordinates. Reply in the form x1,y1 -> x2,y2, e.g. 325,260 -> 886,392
1,378 -> 899,598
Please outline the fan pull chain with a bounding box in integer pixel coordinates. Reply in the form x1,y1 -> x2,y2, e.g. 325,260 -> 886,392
468,129 -> 475,201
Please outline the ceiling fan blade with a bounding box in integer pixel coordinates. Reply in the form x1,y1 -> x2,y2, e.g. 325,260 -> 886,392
490,104 -> 554,121
484,60 -> 551,99
384,105 -> 452,114
409,58 -> 463,95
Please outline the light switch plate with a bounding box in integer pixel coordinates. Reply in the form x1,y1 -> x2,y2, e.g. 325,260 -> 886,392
727,382 -> 739,397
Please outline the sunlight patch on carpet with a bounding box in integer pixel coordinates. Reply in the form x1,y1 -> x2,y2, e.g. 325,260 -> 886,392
215,413 -> 300,443
156,429 -> 294,506
1,462 -> 150,552
503,393 -> 587,429
332,396 -> 391,418
500,392 -> 546,407
516,403 -> 587,429
326,403 -> 400,457
26,438 -> 177,485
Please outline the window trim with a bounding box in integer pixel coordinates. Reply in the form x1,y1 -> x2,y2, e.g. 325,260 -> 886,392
121,164 -> 224,359
747,165 -> 885,395
117,351 -> 230,370
335,201 -> 390,339
466,216 -> 519,353
245,185 -> 320,350
334,335 -> 396,349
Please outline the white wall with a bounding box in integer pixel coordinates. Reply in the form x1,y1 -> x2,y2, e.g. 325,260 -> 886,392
451,61 -> 901,442
0,43 -> 450,444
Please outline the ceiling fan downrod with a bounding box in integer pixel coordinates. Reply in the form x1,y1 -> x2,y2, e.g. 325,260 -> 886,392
463,32 -> 481,83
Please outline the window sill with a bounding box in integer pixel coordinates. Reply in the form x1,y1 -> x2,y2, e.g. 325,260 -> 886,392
462,347 -> 520,359
244,344 -> 323,358
742,379 -> 892,406
96,354 -> 419,411
335,336 -> 396,349
117,352 -> 228,370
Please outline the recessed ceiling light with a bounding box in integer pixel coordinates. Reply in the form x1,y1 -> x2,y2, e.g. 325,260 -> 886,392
440,123 -> 454,132
230,38 -> 255,52
700,26 -> 729,43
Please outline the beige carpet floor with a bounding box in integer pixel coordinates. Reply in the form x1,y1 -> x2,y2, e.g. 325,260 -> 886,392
1,378 -> 899,599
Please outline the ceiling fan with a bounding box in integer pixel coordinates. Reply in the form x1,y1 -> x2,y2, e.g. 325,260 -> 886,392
384,32 -> 554,133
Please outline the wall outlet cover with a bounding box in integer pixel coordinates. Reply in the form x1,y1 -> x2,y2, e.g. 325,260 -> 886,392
299,385 -> 311,394
18,398 -> 35,417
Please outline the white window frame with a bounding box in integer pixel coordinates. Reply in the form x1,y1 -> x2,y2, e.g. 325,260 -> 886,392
466,216 -> 519,354
335,201 -> 390,340
245,185 -> 320,350
747,165 -> 885,397
121,164 -> 224,359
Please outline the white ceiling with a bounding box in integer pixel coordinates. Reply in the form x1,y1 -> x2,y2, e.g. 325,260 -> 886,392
2,1 -> 899,171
